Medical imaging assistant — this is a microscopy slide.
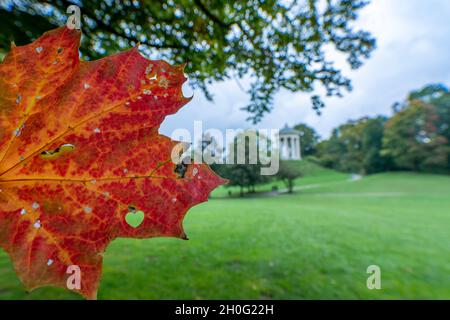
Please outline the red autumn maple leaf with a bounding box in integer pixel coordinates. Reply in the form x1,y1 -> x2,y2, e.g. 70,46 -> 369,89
0,27 -> 226,299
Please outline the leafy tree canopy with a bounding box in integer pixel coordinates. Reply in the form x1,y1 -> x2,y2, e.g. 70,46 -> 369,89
317,84 -> 450,174
218,130 -> 270,195
293,123 -> 320,156
1,0 -> 376,122
316,116 -> 390,174
277,160 -> 303,193
383,85 -> 450,173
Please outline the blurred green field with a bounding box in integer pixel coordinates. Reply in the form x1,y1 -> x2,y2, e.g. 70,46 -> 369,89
0,163 -> 449,299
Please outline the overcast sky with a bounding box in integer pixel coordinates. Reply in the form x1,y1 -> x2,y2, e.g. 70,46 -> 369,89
160,0 -> 450,140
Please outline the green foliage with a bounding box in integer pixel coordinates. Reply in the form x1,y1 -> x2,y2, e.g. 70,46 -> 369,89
0,0 -> 375,122
293,123 -> 320,156
216,130 -> 270,196
276,160 -> 303,193
317,116 -> 390,174
382,102 -> 449,173
317,83 -> 450,175
382,84 -> 450,173
361,117 -> 392,174
407,84 -> 450,143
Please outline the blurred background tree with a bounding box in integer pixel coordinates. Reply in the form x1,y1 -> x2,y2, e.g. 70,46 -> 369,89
382,85 -> 450,173
316,83 -> 450,174
0,0 -> 375,123
276,160 -> 303,193
217,130 -> 270,196
293,123 -> 320,156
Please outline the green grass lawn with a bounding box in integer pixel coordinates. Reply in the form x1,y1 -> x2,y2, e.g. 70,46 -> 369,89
0,168 -> 449,299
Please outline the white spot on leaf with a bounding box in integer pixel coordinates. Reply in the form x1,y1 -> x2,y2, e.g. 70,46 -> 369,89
47,259 -> 54,266
94,128 -> 101,134
13,125 -> 25,137
84,206 -> 92,214
33,220 -> 41,229
84,83 -> 90,89
35,46 -> 43,53
20,208 -> 27,215
32,202 -> 40,210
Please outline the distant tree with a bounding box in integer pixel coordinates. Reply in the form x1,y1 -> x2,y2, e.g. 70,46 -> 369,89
316,129 -> 345,170
316,120 -> 364,173
382,100 -> 449,173
293,123 -> 320,156
0,0 -> 376,122
408,84 -> 450,144
361,117 -> 391,174
219,130 -> 270,196
276,160 -> 303,193
408,83 -> 449,103
219,165 -> 252,197
317,116 -> 390,174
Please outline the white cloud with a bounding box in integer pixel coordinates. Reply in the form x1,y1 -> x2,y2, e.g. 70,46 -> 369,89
161,0 -> 450,139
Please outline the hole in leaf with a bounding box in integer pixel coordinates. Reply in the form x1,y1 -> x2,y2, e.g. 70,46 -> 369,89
174,160 -> 190,179
57,47 -> 63,54
40,143 -> 75,160
125,206 -> 144,228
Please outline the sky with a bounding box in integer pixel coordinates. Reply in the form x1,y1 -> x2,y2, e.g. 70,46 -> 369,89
160,0 -> 450,141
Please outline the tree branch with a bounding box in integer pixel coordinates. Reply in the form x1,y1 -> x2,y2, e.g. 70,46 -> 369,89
193,0 -> 233,29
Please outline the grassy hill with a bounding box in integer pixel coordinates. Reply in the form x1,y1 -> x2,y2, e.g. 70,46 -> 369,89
0,167 -> 449,299
211,159 -> 349,197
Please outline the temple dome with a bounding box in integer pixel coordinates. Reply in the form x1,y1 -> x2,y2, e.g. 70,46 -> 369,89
279,124 -> 301,135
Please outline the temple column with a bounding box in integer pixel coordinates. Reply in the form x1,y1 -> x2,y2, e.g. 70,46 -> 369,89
295,136 -> 300,159
292,136 -> 296,159
280,137 -> 285,159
